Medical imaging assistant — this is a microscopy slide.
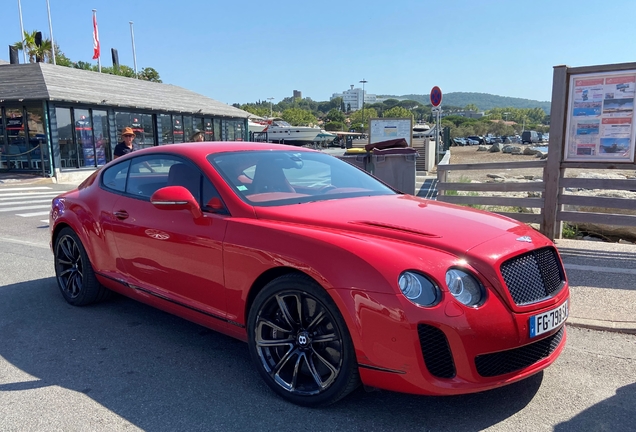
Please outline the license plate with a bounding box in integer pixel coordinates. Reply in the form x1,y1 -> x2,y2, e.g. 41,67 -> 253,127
529,300 -> 568,338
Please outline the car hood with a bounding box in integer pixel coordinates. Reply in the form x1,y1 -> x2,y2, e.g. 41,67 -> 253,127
252,194 -> 546,256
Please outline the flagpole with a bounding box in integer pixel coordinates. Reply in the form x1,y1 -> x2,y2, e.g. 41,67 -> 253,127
17,0 -> 27,63
46,0 -> 56,64
92,9 -> 101,72
129,21 -> 138,78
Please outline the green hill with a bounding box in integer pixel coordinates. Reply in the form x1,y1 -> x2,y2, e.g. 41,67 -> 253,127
379,92 -> 551,113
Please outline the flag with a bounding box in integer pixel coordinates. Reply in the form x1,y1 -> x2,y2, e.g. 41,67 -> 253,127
92,12 -> 100,60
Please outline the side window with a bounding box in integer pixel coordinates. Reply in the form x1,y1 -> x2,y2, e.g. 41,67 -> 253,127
202,177 -> 228,214
125,156 -> 178,198
102,161 -> 130,192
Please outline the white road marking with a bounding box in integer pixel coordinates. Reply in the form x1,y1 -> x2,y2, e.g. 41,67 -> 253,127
564,263 -> 636,275
0,236 -> 49,249
0,187 -> 52,191
0,199 -> 53,207
0,192 -> 61,200
18,211 -> 52,217
0,205 -> 51,213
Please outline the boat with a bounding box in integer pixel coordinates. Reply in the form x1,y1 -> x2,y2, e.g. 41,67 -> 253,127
248,119 -> 268,134
412,123 -> 431,138
261,119 -> 321,145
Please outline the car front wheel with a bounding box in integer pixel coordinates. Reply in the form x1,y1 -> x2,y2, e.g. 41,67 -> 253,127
54,227 -> 110,306
247,274 -> 360,406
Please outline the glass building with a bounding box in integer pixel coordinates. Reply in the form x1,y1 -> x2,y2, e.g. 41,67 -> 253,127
0,61 -> 249,182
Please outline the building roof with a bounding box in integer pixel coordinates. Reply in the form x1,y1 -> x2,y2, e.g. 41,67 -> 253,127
0,63 -> 250,118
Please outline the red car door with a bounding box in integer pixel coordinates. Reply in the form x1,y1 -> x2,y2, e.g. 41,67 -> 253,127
108,155 -> 228,320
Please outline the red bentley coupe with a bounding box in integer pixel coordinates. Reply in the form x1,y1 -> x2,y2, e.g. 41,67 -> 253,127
50,142 -> 569,406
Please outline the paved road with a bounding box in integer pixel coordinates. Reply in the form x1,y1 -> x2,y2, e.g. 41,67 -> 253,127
0,186 -> 634,431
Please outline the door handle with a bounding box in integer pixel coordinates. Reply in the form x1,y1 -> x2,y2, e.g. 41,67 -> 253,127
113,210 -> 129,220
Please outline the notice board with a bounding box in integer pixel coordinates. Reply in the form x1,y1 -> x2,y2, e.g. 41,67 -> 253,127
369,118 -> 413,146
565,70 -> 636,162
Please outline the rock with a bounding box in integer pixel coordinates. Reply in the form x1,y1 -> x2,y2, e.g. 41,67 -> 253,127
477,145 -> 489,151
524,175 -> 535,180
511,147 -> 522,154
488,143 -> 501,152
523,147 -> 540,156
502,145 -> 521,154
487,173 -> 506,179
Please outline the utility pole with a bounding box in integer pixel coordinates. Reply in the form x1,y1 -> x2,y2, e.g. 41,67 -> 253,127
267,97 -> 274,117
129,21 -> 138,77
359,79 -> 367,134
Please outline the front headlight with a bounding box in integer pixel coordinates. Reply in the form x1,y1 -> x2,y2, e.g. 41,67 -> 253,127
445,268 -> 485,307
398,271 -> 440,307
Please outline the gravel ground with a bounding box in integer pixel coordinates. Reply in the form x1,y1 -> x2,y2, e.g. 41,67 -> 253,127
445,145 -> 636,183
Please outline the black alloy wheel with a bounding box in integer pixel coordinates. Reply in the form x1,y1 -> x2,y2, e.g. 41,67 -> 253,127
248,274 -> 359,406
54,227 -> 110,306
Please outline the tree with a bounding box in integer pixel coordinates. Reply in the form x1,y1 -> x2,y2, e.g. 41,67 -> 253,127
464,103 -> 479,112
281,107 -> 316,126
241,105 -> 269,117
326,108 -> 345,124
383,106 -> 414,119
14,30 -> 52,63
138,67 -> 162,82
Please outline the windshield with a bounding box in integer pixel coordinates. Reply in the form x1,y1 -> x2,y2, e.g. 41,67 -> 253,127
208,150 -> 395,206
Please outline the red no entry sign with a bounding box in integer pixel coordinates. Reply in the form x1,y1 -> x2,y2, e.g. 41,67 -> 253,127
430,86 -> 442,107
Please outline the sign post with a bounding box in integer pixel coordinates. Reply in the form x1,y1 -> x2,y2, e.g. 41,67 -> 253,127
430,86 -> 443,164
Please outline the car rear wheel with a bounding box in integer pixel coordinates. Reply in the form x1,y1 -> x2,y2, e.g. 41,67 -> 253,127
54,227 -> 110,306
247,274 -> 360,406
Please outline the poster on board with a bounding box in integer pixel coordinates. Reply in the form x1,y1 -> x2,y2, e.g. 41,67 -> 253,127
565,70 -> 636,162
369,118 -> 413,146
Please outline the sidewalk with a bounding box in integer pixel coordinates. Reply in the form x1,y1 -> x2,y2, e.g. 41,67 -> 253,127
1,173 -> 634,334
555,238 -> 636,334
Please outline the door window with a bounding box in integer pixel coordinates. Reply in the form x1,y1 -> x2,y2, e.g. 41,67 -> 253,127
102,160 -> 130,192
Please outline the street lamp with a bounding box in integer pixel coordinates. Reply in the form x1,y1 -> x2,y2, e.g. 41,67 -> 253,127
359,79 -> 367,134
267,97 -> 274,118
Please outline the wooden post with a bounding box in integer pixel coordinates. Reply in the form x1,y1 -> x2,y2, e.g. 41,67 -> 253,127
542,65 -> 568,240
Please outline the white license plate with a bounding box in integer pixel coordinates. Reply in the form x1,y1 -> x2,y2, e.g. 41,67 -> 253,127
529,300 -> 568,338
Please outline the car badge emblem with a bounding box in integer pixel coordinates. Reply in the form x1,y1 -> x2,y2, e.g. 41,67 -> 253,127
516,236 -> 532,243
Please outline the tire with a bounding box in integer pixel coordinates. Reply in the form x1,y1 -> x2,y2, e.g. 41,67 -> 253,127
54,227 -> 110,306
247,274 -> 360,406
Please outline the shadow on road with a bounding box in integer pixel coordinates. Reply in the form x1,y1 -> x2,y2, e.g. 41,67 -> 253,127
554,382 -> 636,432
0,278 -> 544,431
558,247 -> 636,291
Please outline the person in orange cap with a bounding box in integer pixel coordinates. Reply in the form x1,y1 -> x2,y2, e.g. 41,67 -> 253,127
114,126 -> 137,159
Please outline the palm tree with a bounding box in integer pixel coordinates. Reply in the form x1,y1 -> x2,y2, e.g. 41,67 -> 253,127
14,30 -> 53,63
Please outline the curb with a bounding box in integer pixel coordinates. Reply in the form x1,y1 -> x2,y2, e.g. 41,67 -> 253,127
567,317 -> 636,335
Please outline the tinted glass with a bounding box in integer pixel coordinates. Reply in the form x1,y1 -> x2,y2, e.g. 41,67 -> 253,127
74,108 -> 94,167
173,115 -> 184,143
102,160 -> 130,192
203,118 -> 214,141
158,114 -> 172,144
0,109 -> 5,168
26,105 -> 47,171
55,107 -> 76,168
183,116 -> 193,142
208,150 -> 394,206
92,110 -> 110,165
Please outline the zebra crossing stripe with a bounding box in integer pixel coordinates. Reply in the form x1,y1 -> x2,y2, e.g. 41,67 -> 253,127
18,211 -> 52,217
0,187 -> 52,192
0,199 -> 54,207
0,205 -> 52,213
0,192 -> 61,199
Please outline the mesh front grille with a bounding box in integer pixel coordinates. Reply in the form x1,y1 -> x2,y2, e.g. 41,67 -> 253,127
417,324 -> 456,379
475,326 -> 564,377
500,247 -> 565,305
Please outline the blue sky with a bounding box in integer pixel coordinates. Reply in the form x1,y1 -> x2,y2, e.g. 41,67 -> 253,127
1,0 -> 635,106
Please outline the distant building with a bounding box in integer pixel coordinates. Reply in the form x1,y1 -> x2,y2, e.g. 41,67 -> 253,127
331,85 -> 377,112
293,90 -> 302,99
0,62 -> 251,182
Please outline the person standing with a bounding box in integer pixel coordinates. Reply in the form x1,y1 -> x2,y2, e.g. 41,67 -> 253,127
113,127 -> 137,159
191,129 -> 204,142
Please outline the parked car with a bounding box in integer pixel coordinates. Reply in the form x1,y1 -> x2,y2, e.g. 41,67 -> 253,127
522,130 -> 540,144
467,135 -> 485,145
50,142 -> 570,406
466,138 -> 479,145
453,137 -> 467,146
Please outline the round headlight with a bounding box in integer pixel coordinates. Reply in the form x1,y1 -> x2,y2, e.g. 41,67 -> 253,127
445,269 -> 484,307
398,272 -> 440,306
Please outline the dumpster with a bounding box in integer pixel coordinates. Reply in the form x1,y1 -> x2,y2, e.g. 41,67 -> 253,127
370,147 -> 418,195
337,149 -> 369,171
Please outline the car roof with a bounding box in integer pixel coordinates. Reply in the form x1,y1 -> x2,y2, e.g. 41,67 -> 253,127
127,141 -> 317,161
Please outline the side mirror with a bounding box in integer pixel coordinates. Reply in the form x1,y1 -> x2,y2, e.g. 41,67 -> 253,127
206,197 -> 225,213
150,186 -> 202,219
